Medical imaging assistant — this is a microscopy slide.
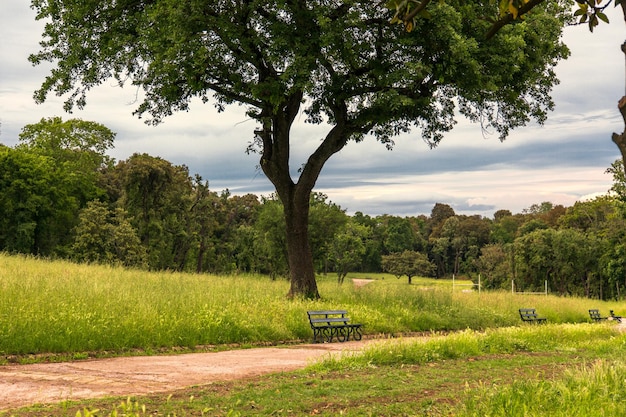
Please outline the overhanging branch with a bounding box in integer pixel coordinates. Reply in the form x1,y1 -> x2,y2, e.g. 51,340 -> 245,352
485,0 -> 547,40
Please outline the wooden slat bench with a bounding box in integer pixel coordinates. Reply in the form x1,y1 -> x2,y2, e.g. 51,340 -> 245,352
610,310 -> 623,323
589,309 -> 623,323
307,310 -> 363,343
518,308 -> 547,324
589,309 -> 608,322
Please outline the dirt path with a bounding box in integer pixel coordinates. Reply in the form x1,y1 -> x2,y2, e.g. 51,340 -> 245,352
4,320 -> 624,411
0,339 -> 386,411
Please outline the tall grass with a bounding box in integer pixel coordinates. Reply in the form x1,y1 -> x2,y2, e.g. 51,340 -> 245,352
308,323 -> 626,371
458,359 -> 626,416
0,254 -> 307,354
0,253 -> 624,357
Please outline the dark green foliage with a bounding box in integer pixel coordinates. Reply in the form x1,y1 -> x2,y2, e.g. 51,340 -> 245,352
17,117 -> 114,206
72,201 -> 147,267
0,147 -> 78,255
328,220 -> 371,284
6,112 -> 626,299
474,243 -> 511,289
4,133 -> 626,300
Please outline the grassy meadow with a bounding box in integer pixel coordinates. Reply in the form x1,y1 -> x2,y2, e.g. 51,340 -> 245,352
1,252 -> 621,358
3,252 -> 626,415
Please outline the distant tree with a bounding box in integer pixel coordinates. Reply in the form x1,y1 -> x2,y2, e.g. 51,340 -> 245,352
353,212 -> 384,272
0,147 -> 77,255
428,203 -> 456,239
227,194 -> 261,227
383,216 -> 418,254
71,200 -> 147,267
17,117 -> 114,206
430,236 -> 452,278
491,212 -> 523,244
31,1 -> 571,298
440,216 -> 463,274
253,197 -> 288,279
456,215 -> 492,274
474,243 -> 512,289
115,153 -> 193,270
407,215 -> 429,252
230,225 -> 258,273
513,227 -> 604,296
18,117 -> 114,163
523,201 -> 554,215
551,228 -> 602,297
429,214 -> 491,277
493,209 -> 512,221
602,238 -> 626,300
559,196 -> 617,231
513,228 -> 555,292
607,159 -> 626,201
329,221 -> 371,284
382,250 -> 435,284
187,176 -> 221,273
517,218 -> 549,236
308,193 -> 349,273
198,191 -> 262,274
253,193 -> 347,276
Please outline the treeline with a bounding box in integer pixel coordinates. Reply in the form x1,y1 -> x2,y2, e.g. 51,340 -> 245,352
2,118 -> 626,299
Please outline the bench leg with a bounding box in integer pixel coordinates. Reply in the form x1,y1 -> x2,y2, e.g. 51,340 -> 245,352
324,327 -> 334,343
312,328 -> 322,343
336,327 -> 347,342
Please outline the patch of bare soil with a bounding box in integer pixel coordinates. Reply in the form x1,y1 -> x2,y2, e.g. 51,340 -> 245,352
351,278 -> 375,288
0,339 -> 385,411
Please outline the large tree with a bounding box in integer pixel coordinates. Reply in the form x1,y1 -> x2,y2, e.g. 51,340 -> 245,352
31,0 -> 571,298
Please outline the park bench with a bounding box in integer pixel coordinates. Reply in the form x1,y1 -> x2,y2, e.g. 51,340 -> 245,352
518,308 -> 547,324
589,309 -> 623,323
307,310 -> 363,343
589,309 -> 607,322
610,310 -> 623,323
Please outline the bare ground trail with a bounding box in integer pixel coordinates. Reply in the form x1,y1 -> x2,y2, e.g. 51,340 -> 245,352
0,338 -> 387,411
3,305 -> 623,412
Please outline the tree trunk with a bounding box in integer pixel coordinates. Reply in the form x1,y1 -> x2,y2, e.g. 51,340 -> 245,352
256,84 -> 355,298
283,189 -> 319,299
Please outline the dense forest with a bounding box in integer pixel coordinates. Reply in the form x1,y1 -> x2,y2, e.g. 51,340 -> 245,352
2,118 -> 626,300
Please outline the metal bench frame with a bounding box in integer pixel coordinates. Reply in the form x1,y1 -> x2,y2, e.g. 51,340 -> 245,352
307,310 -> 363,343
590,309 -> 622,323
589,309 -> 607,322
518,308 -> 547,324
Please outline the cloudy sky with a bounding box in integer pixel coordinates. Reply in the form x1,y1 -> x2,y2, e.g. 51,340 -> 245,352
1,2 -> 625,218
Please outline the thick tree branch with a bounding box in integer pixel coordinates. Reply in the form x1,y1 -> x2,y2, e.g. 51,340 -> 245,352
403,0 -> 431,22
485,0 -> 547,40
612,97 -> 626,173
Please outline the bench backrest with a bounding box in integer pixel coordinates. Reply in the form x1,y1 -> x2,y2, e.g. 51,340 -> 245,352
519,308 -> 539,320
307,310 -> 350,327
589,309 -> 603,319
